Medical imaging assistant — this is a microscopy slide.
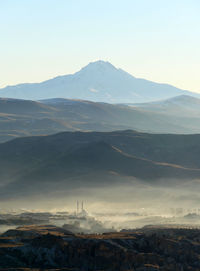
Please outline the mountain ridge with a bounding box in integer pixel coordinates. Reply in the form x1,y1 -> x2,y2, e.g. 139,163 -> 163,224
0,60 -> 198,103
1,95 -> 200,143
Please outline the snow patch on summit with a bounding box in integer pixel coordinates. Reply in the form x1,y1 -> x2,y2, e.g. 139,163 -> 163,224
90,88 -> 99,93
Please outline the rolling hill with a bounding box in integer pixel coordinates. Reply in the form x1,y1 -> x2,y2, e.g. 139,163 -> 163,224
1,130 -> 200,200
128,95 -> 200,117
1,96 -> 200,143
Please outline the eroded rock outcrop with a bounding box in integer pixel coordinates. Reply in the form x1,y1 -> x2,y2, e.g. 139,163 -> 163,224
0,225 -> 200,270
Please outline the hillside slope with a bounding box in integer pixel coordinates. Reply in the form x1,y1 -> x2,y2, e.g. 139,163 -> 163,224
1,130 -> 200,199
2,97 -> 200,143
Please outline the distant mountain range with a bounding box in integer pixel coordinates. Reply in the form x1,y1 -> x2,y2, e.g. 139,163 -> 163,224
0,61 -> 199,103
128,94 -> 200,116
1,95 -> 200,142
1,130 -> 200,200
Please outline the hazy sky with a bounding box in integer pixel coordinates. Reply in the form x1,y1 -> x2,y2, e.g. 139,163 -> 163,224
1,0 -> 200,92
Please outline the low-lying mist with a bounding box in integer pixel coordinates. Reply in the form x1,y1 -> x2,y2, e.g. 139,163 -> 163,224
1,177 -> 200,233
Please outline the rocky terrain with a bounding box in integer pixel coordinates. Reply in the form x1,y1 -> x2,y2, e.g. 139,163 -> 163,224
0,225 -> 200,270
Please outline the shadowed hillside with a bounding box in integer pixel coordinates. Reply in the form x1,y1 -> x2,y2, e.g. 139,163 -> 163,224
1,130 -> 200,200
1,225 -> 200,270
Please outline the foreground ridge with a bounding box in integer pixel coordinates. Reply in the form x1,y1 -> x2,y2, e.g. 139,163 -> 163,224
0,225 -> 200,270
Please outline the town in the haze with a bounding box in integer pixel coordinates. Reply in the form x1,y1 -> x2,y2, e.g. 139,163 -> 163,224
1,0 -> 200,270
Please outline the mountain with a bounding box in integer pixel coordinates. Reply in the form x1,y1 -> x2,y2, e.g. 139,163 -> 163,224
1,130 -> 200,200
0,61 -> 198,103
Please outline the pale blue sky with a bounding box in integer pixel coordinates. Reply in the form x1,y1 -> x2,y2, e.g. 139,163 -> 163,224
0,0 -> 200,92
